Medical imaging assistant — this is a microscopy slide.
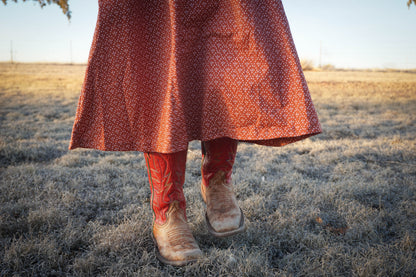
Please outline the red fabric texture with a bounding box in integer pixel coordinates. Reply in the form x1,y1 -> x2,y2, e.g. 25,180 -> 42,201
144,150 -> 188,225
69,0 -> 321,153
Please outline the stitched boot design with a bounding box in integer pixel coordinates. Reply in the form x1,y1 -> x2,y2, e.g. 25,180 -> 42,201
145,150 -> 202,266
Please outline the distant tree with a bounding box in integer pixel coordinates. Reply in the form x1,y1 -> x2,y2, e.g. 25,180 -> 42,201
1,0 -> 70,19
408,0 -> 416,7
300,59 -> 315,71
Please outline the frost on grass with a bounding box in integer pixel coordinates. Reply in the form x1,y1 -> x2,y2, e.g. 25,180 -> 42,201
0,63 -> 415,276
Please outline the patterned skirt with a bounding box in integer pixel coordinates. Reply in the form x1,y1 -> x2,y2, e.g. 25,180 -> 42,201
69,0 -> 322,153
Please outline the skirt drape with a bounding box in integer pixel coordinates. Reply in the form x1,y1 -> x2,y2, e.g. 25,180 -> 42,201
69,0 -> 322,153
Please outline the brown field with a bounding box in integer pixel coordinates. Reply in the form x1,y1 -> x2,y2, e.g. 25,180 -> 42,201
0,63 -> 415,276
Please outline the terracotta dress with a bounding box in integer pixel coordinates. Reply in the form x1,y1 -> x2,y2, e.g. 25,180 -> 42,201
69,0 -> 321,153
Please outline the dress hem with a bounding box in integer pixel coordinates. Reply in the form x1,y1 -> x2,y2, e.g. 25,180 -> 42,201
68,130 -> 322,153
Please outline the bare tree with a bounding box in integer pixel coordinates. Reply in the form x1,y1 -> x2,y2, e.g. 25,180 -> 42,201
408,0 -> 416,7
1,0 -> 70,19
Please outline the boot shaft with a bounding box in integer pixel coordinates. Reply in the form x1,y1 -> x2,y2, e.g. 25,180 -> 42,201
144,150 -> 187,225
201,137 -> 237,186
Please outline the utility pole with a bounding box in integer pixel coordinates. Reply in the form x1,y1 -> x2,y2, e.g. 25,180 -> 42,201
319,41 -> 322,68
10,40 -> 14,64
70,40 -> 73,64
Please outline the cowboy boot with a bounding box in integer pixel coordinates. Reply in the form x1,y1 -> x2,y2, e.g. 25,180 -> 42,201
144,150 -> 202,266
201,137 -> 246,237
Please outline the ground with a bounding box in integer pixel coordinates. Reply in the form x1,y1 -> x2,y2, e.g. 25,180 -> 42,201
0,63 -> 415,276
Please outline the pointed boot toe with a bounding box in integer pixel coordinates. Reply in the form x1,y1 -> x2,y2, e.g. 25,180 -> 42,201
153,201 -> 203,266
201,171 -> 246,237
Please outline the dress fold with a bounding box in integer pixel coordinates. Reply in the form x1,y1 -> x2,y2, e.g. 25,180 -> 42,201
70,0 -> 321,153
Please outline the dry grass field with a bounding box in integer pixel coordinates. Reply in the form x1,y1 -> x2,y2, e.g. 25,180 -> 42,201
1,63 -> 415,276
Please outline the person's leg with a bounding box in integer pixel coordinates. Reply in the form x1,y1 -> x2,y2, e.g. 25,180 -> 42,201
201,137 -> 246,237
144,150 -> 202,266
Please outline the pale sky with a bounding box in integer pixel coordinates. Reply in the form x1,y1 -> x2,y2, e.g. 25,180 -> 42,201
1,0 -> 415,69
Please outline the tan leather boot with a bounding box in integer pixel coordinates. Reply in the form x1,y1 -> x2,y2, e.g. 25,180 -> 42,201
144,151 -> 202,266
201,138 -> 246,237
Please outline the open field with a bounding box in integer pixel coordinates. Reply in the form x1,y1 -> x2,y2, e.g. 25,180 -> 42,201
0,63 -> 415,276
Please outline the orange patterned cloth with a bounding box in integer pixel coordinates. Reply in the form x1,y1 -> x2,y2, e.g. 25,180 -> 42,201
69,0 -> 321,153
